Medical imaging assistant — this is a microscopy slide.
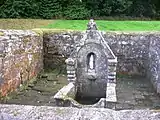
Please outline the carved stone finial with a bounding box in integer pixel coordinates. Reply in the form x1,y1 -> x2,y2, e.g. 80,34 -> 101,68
87,19 -> 98,30
65,58 -> 75,66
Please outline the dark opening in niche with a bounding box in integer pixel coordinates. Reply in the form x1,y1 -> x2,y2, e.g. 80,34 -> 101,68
75,91 -> 101,105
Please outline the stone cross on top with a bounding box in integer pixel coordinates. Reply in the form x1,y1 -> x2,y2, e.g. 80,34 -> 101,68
87,19 -> 98,30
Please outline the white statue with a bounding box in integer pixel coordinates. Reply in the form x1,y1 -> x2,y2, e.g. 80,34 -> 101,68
89,54 -> 94,69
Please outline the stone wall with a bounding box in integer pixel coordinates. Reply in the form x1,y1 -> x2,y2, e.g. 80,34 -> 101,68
148,34 -> 160,93
0,30 -> 43,96
43,32 -> 153,75
43,31 -> 160,93
104,32 -> 150,75
1,30 -> 160,96
43,32 -> 83,71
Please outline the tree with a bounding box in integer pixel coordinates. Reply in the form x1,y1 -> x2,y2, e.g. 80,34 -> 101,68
0,0 -> 39,18
62,0 -> 90,19
129,0 -> 156,17
85,0 -> 100,17
38,0 -> 62,19
0,0 -> 159,19
0,0 -> 5,6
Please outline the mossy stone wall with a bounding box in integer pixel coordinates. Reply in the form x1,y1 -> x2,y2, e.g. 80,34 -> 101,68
0,30 -> 43,96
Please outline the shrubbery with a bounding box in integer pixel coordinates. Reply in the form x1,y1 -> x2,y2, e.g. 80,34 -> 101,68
0,0 -> 159,19
38,0 -> 62,19
63,1 -> 90,19
0,0 -> 39,18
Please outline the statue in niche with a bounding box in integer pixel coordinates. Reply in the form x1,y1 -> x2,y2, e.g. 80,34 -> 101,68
87,52 -> 97,80
87,19 -> 97,30
88,53 -> 95,70
87,53 -> 96,71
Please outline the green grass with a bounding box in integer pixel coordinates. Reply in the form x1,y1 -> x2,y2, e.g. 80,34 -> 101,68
0,19 -> 160,31
43,20 -> 160,31
0,19 -> 53,30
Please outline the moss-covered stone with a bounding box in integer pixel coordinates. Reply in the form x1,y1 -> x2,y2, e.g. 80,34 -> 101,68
32,29 -> 43,36
32,28 -> 79,36
0,30 -> 43,98
0,70 -> 68,105
32,53 -> 40,60
47,74 -> 57,81
13,49 -> 25,55
19,77 -> 37,91
23,37 -> 31,45
0,32 -> 4,36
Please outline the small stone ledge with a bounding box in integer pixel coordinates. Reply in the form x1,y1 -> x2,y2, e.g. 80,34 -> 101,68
32,28 -> 83,36
33,28 -> 160,36
54,82 -> 76,100
0,29 -> 38,36
104,31 -> 160,35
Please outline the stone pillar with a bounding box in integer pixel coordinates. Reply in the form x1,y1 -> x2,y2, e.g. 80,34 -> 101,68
108,58 -> 117,83
65,58 -> 76,83
106,58 -> 117,109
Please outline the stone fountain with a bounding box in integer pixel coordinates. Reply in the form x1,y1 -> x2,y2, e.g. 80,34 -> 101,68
54,19 -> 117,108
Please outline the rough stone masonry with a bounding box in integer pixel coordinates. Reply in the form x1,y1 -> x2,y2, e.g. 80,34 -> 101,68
43,31 -> 160,93
0,29 -> 160,97
0,104 -> 160,120
0,30 -> 43,96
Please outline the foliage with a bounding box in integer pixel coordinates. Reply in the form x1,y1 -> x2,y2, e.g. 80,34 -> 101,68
63,3 -> 90,19
38,0 -> 62,19
0,0 -> 39,18
97,0 -> 132,17
0,0 -> 160,19
128,0 -> 156,18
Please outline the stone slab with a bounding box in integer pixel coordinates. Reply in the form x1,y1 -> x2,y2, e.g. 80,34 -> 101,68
54,82 -> 75,100
106,83 -> 117,102
0,104 -> 160,120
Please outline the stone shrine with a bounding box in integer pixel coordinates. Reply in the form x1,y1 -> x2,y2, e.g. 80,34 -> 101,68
54,19 -> 117,108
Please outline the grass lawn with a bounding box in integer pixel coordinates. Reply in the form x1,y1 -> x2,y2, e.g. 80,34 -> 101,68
0,19 -> 53,30
44,20 -> 160,31
0,19 -> 160,31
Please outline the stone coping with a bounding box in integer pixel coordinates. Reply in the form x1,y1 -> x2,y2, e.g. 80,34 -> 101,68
0,104 -> 160,120
37,28 -> 160,34
1,29 -> 160,38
